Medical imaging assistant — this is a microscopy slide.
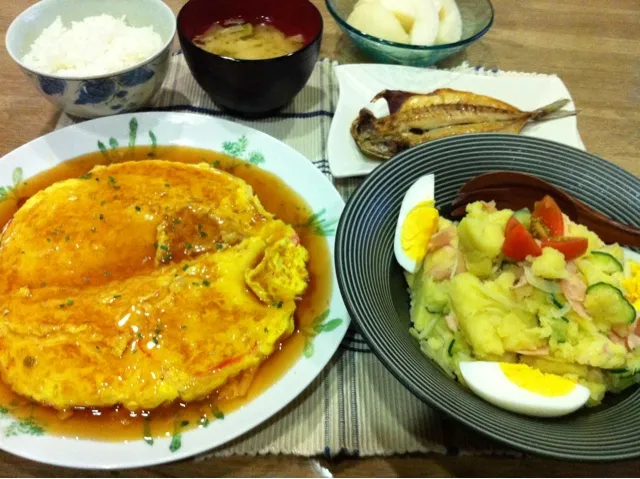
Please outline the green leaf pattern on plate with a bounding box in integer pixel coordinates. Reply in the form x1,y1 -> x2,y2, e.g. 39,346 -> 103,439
302,310 -> 343,358
300,208 -> 337,237
128,117 -> 138,148
222,136 -> 265,165
0,167 -> 23,204
169,433 -> 182,452
0,404 -> 45,437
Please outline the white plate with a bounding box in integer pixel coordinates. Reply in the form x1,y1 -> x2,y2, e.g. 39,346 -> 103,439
0,112 -> 348,469
328,64 -> 585,178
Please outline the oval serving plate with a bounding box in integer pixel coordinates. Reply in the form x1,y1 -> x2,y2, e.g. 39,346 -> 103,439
336,133 -> 640,461
0,112 -> 348,469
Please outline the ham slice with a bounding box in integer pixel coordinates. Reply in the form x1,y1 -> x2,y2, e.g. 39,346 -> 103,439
482,201 -> 497,213
428,226 -> 456,252
627,334 -> 640,351
560,272 -> 589,319
609,332 -> 628,350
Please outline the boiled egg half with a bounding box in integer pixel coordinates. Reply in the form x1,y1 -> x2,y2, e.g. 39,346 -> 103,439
459,361 -> 591,417
394,174 -> 440,273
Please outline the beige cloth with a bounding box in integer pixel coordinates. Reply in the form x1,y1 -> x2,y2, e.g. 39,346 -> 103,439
56,55 -> 519,458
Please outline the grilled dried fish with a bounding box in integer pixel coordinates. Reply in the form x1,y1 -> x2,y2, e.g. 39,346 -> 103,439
351,88 -> 576,160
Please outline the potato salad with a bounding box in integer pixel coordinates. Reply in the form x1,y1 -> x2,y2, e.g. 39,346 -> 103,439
400,187 -> 640,415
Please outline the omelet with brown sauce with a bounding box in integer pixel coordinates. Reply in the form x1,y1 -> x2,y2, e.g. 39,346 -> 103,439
0,160 -> 309,411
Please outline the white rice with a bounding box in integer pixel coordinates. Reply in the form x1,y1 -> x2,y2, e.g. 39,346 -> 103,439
22,15 -> 164,77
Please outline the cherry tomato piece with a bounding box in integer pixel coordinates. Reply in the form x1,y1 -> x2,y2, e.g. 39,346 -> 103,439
503,216 -> 543,261
532,195 -> 565,237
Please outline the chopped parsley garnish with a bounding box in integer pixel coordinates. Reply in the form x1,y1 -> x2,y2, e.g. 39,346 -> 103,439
155,327 -> 161,335
271,301 -> 283,309
46,237 -> 51,243
182,264 -> 190,271
137,333 -> 143,339
181,420 -> 189,427
216,243 -> 224,250
108,176 -> 117,184
91,227 -> 97,233
162,253 -> 172,262
199,231 -> 207,238
202,279 -> 211,287
65,235 -> 70,241
185,243 -> 193,250
59,299 -> 74,308
79,173 -> 92,180
173,218 -> 181,225
99,214 -> 104,220
153,242 -> 159,249
113,294 -> 121,299
159,244 -> 169,251
152,336 -> 159,345
164,183 -> 170,187
135,206 -> 141,212
212,407 -> 224,420
192,281 -> 200,287
100,200 -> 106,206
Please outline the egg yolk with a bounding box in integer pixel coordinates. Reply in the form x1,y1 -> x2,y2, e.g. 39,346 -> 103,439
622,261 -> 640,309
400,201 -> 439,261
500,363 -> 576,397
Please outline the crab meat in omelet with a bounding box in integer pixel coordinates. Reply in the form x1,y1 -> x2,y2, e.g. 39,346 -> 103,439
0,160 -> 309,411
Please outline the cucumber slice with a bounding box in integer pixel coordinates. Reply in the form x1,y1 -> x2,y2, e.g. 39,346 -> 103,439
606,368 -> 640,392
549,292 -> 567,308
550,316 -> 569,343
591,251 -> 623,274
448,339 -> 456,357
584,282 -> 636,325
513,208 -> 532,230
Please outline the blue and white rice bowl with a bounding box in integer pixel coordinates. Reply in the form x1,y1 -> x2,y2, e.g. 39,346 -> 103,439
5,0 -> 176,119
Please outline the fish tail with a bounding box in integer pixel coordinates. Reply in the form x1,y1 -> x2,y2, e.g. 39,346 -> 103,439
531,99 -> 576,121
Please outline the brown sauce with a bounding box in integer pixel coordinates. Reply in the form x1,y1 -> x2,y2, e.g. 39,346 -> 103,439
0,145 -> 332,442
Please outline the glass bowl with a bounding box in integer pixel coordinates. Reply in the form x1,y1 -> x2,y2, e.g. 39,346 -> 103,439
325,0 -> 494,66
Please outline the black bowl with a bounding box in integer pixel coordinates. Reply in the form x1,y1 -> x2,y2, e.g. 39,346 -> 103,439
177,0 -> 322,116
336,133 -> 640,461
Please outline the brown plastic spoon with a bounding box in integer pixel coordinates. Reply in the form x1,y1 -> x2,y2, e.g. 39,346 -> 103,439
451,171 -> 640,247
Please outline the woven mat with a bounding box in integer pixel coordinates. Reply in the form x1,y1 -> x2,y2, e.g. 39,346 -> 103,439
55,54 -> 523,458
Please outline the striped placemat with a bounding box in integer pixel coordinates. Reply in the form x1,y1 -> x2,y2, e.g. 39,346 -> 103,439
55,53 -> 521,458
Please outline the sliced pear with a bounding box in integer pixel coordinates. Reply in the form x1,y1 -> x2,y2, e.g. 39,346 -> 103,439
430,0 -> 443,14
410,0 -> 440,45
347,3 -> 411,43
380,0 -> 419,32
435,0 -> 463,44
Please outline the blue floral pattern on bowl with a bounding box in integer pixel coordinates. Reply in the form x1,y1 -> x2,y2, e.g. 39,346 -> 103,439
24,49 -> 170,119
75,79 -> 117,105
38,76 -> 66,96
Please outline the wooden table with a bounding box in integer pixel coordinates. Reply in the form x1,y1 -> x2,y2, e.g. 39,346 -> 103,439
0,0 -> 638,476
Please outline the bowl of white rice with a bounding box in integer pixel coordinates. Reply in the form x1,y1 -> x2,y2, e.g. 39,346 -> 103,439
5,0 -> 176,118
